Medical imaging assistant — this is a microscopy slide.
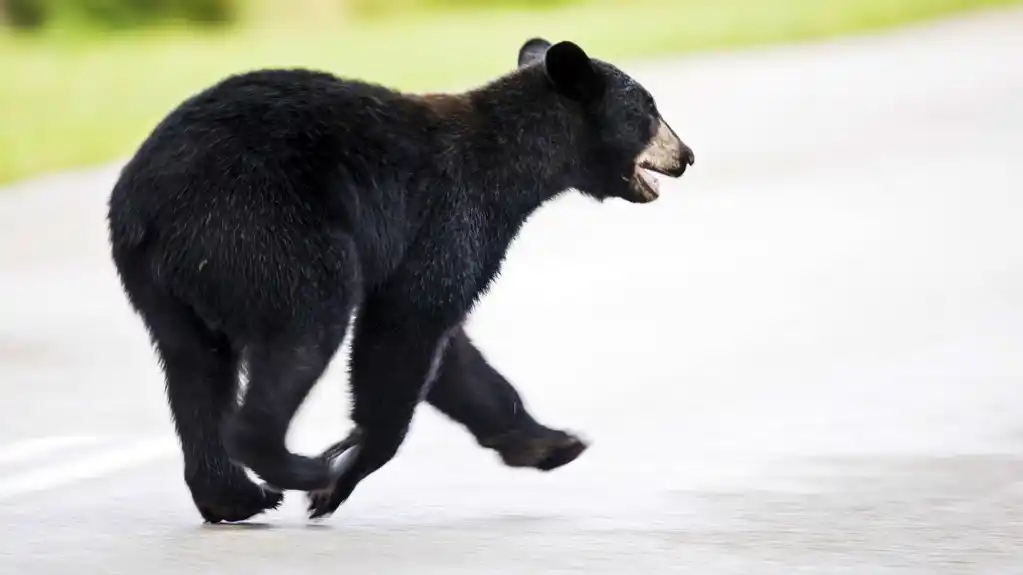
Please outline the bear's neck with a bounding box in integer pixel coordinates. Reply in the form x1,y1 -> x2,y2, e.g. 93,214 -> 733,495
457,68 -> 584,215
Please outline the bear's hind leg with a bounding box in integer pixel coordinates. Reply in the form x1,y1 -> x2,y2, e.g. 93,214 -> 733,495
221,302 -> 353,493
426,325 -> 588,471
145,295 -> 283,524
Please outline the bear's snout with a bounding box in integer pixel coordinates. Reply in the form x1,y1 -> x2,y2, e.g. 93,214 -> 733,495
637,116 -> 692,179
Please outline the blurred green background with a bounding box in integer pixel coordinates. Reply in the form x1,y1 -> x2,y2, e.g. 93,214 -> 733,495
0,0 -> 1018,185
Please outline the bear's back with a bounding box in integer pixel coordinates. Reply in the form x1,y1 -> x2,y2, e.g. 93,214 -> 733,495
107,69 -> 438,332
117,68 -> 436,208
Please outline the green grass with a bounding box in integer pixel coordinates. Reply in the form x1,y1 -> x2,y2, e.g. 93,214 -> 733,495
0,0 -> 1019,185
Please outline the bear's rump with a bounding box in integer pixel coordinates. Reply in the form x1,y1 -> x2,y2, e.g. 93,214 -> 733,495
149,202 -> 358,339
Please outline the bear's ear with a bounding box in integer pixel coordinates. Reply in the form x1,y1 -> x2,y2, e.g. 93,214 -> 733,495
518,37 -> 551,67
543,41 -> 603,102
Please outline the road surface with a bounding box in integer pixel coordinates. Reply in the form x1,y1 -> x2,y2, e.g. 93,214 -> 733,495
1,8 -> 1022,574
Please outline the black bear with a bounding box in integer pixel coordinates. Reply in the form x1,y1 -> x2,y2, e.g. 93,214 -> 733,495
106,37 -> 694,523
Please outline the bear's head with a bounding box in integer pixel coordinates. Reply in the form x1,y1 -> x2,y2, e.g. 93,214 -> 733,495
517,38 -> 695,204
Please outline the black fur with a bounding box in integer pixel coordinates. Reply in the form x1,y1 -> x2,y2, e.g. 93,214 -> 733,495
107,39 -> 691,523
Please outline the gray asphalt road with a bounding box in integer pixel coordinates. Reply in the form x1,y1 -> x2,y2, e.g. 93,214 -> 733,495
1,8 -> 1022,574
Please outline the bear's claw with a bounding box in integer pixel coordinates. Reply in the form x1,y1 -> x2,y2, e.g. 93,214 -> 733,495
483,427 -> 589,471
306,430 -> 364,520
195,480 -> 284,524
534,435 -> 589,471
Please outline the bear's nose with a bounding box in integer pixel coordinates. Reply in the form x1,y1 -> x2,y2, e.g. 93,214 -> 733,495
682,143 -> 695,167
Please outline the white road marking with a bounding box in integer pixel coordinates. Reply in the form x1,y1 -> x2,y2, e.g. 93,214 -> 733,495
0,436 -> 178,500
0,436 -> 103,465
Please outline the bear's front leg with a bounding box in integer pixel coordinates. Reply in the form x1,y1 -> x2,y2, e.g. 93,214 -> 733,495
426,325 -> 588,471
306,297 -> 455,520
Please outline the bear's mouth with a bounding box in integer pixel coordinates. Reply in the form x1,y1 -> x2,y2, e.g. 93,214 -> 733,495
627,116 -> 695,203
631,163 -> 672,202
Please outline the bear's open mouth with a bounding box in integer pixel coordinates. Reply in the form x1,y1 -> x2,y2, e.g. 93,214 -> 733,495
627,116 -> 694,203
631,161 -> 675,202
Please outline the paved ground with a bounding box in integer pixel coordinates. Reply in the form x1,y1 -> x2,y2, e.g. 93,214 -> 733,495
1,8 -> 1022,574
